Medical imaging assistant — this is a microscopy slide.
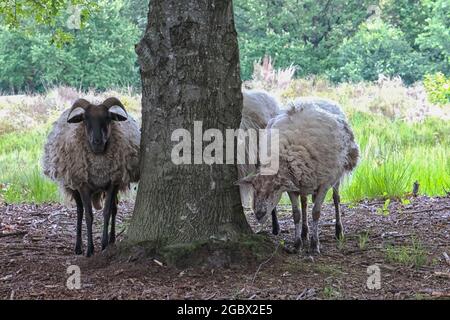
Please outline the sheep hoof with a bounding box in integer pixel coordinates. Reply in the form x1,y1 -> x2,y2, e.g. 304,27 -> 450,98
272,226 -> 280,235
302,227 -> 309,241
283,245 -> 299,254
102,237 -> 109,251
335,232 -> 344,241
293,238 -> 302,250
86,246 -> 94,257
301,234 -> 309,244
75,246 -> 83,255
335,224 -> 344,240
309,238 -> 320,255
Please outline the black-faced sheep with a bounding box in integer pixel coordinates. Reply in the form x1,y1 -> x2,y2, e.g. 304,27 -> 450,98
239,98 -> 359,254
42,98 -> 140,257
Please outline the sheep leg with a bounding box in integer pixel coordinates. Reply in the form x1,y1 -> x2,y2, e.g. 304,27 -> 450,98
80,188 -> 94,257
109,193 -> 119,244
310,186 -> 327,255
271,208 -> 280,235
300,195 -> 309,244
288,191 -> 302,250
102,185 -> 118,251
73,190 -> 83,255
333,182 -> 344,240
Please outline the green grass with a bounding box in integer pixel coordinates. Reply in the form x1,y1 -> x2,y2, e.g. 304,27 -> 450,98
0,128 -> 59,203
357,231 -> 370,250
322,285 -> 341,299
1,105 -> 450,204
385,238 -> 428,268
341,113 -> 450,201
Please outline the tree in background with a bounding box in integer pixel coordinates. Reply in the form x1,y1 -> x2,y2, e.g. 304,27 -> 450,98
415,0 -> 450,75
1,0 -> 449,92
0,0 -> 140,92
0,28 -> 38,92
382,0 -> 449,75
328,20 -> 426,85
235,0 -> 377,79
381,0 -> 431,48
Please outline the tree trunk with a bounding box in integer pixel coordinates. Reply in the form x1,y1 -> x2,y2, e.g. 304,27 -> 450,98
128,0 -> 251,245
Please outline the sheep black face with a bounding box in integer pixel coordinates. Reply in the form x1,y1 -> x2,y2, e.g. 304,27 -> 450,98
67,98 -> 128,154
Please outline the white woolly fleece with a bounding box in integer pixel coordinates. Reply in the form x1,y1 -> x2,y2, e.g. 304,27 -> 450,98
266,99 -> 359,194
238,90 -> 281,207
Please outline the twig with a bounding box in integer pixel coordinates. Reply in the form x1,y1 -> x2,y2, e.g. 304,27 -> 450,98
381,232 -> 412,239
116,227 -> 126,239
404,207 -> 450,214
251,242 -> 280,285
296,288 -> 316,300
0,231 -> 27,238
153,259 -> 163,267
205,293 -> 216,300
443,252 -> 450,266
418,288 -> 450,297
343,246 -> 383,255
434,272 -> 450,279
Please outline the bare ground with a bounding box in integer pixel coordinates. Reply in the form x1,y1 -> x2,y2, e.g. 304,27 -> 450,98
0,196 -> 449,300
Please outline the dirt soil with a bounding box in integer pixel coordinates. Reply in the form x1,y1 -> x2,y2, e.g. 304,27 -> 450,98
1,196 -> 449,300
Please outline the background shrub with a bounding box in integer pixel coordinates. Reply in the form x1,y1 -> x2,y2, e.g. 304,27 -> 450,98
423,72 -> 450,105
328,20 -> 427,85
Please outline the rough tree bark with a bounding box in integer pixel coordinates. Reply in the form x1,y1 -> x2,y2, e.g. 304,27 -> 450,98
128,0 -> 251,246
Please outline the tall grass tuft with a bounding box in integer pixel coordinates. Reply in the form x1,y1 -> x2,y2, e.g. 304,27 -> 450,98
341,112 -> 450,201
0,129 -> 59,203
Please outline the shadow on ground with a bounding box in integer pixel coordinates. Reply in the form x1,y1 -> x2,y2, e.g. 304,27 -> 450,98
1,196 -> 449,299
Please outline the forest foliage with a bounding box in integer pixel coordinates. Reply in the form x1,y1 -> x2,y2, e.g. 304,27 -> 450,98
0,0 -> 448,94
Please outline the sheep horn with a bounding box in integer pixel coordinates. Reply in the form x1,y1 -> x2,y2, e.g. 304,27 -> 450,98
103,97 -> 127,112
67,98 -> 90,123
103,97 -> 128,121
70,98 -> 91,111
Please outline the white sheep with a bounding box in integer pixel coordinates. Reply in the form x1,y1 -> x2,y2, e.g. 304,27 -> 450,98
239,98 -> 359,254
238,89 -> 280,206
238,89 -> 281,233
42,97 -> 140,257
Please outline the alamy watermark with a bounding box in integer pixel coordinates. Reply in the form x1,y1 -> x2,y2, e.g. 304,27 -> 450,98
171,121 -> 280,174
66,265 -> 81,290
366,264 -> 381,290
66,5 -> 82,30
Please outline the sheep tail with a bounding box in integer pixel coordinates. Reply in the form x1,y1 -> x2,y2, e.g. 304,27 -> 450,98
345,146 -> 360,172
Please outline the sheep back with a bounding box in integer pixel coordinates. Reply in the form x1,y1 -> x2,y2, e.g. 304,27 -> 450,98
287,97 -> 346,119
241,90 -> 280,131
268,99 -> 359,192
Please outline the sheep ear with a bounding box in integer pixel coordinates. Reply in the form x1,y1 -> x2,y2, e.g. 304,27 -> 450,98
109,105 -> 128,121
67,107 -> 85,123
